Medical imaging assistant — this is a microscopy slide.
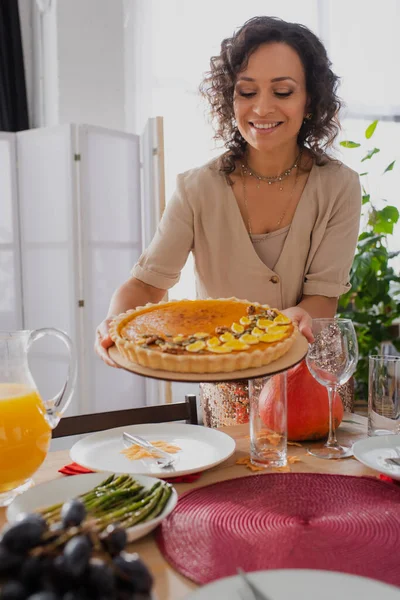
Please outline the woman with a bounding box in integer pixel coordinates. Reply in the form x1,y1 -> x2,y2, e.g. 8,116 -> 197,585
95,16 -> 361,369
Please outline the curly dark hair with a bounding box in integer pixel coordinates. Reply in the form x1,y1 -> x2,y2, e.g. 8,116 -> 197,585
200,16 -> 342,177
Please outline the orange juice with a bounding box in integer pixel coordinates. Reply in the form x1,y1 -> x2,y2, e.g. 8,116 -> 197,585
0,383 -> 52,493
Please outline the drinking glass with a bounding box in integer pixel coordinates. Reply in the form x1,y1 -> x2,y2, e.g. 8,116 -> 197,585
306,318 -> 358,459
249,373 -> 287,468
368,355 -> 400,436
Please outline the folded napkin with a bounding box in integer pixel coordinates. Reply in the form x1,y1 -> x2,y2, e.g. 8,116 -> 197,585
59,462 -> 94,476
59,462 -> 202,483
379,474 -> 400,486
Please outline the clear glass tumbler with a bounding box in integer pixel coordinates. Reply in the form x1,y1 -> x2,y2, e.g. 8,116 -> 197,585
368,355 -> 400,436
249,373 -> 287,468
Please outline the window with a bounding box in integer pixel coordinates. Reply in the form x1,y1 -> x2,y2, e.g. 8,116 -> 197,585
126,0 -> 399,297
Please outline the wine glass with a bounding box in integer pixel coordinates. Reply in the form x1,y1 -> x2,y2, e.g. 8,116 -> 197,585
306,318 -> 358,459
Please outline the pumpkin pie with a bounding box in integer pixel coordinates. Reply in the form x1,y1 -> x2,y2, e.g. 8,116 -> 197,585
109,298 -> 297,374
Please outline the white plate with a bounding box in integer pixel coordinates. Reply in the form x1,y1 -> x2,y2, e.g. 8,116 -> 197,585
6,472 -> 178,542
70,423 -> 236,478
184,569 -> 400,599
353,434 -> 400,480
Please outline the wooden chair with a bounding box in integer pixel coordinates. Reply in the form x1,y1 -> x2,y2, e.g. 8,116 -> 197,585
52,394 -> 198,438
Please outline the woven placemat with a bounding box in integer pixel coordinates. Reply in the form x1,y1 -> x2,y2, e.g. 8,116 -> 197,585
157,473 -> 400,586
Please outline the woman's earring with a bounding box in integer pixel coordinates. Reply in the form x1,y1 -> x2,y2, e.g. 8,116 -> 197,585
304,113 -> 312,121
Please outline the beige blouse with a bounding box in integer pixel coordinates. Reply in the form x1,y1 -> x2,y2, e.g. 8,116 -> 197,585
131,158 -> 362,310
251,226 -> 290,271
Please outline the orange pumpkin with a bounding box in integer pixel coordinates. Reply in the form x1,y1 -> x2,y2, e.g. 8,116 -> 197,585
259,360 -> 344,441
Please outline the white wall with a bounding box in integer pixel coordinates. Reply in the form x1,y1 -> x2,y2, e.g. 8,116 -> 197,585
56,0 -> 125,129
19,0 -> 126,130
123,0 -> 154,134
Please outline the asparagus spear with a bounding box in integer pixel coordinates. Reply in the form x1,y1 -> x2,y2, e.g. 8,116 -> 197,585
37,475 -> 172,531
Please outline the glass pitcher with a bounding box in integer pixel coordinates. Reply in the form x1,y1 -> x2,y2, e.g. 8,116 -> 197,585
0,329 -> 77,506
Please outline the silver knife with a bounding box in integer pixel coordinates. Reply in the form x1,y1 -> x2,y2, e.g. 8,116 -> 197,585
122,431 -> 175,467
237,568 -> 272,600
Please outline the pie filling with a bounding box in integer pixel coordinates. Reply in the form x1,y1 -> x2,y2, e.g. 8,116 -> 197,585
118,300 -> 293,355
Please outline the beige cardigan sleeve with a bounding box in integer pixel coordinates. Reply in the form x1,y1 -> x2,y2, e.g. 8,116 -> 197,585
302,169 -> 362,298
131,174 -> 194,289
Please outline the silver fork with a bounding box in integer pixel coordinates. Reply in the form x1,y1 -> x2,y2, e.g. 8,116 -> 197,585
122,432 -> 176,468
237,568 -> 272,600
384,446 -> 400,466
385,457 -> 400,466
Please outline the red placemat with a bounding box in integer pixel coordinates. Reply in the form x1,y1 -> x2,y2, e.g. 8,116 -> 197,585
157,473 -> 400,586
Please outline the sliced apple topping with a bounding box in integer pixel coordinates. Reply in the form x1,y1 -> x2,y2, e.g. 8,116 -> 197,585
208,344 -> 233,353
224,340 -> 250,351
220,332 -> 235,343
251,327 -> 264,337
231,322 -> 245,334
264,325 -> 290,335
256,318 -> 272,329
260,332 -> 286,343
239,333 -> 259,345
186,340 -> 206,352
239,316 -> 252,326
173,335 -> 184,343
273,313 -> 291,325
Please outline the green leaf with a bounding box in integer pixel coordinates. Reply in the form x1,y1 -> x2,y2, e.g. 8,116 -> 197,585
358,231 -> 381,242
340,140 -> 361,148
362,194 -> 370,205
357,233 -> 383,248
373,221 -> 393,235
370,206 -> 399,235
365,120 -> 378,139
380,205 -> 399,224
359,172 -> 368,176
361,148 -> 380,162
384,160 -> 396,173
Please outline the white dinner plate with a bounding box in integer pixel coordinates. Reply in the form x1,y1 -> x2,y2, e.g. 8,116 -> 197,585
353,434 -> 400,480
6,472 -> 178,542
185,569 -> 400,599
70,423 -> 236,478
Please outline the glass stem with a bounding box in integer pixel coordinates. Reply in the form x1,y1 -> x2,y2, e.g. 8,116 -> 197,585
326,385 -> 338,448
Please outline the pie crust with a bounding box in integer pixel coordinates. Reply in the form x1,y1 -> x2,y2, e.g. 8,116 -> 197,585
109,298 -> 297,374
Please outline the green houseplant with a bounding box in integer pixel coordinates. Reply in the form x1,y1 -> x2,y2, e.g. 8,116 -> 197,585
337,120 -> 400,400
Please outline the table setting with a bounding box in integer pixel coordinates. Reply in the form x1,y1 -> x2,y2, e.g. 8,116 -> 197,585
1,305 -> 400,599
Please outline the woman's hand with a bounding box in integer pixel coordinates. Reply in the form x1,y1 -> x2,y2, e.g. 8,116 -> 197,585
94,317 -> 121,368
281,306 -> 314,343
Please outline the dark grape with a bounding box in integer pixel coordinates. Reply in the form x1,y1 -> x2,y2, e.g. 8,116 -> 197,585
85,558 -> 115,598
0,581 -> 27,600
15,514 -> 46,528
113,553 -> 153,594
116,592 -> 151,600
0,544 -> 23,577
45,556 -> 72,596
62,535 -> 91,578
60,500 -> 86,529
62,592 -> 89,600
20,556 -> 52,593
27,594 -> 60,600
1,516 -> 46,553
101,524 -> 127,557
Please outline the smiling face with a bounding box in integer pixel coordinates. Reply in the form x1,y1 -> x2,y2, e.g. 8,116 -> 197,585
233,42 -> 308,157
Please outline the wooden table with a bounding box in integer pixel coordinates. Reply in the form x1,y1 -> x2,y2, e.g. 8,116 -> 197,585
0,415 -> 377,600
